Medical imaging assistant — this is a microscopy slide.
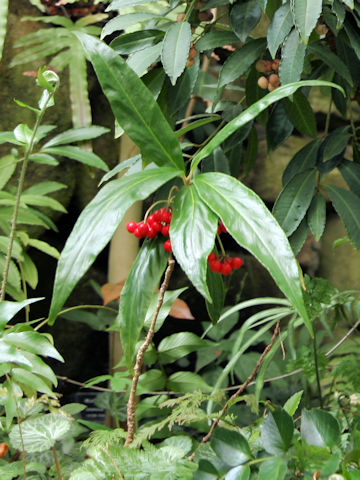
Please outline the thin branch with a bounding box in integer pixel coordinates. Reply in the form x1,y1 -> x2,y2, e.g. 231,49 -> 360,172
56,375 -> 113,392
125,257 -> 175,446
188,321 -> 280,461
52,446 -> 63,480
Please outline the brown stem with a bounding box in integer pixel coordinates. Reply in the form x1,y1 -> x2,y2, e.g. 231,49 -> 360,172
188,321 -> 280,461
52,446 -> 62,480
125,257 -> 175,445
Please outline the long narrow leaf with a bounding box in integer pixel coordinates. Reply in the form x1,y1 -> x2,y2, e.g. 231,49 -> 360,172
0,0 -> 8,62
76,32 -> 184,172
48,167 -> 180,323
190,80 -> 343,172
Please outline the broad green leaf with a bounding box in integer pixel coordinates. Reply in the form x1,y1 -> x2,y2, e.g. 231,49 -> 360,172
225,465 -> 250,480
14,124 -> 33,146
0,0 -> 8,62
282,139 -> 320,185
0,342 -> 32,367
211,428 -> 252,467
29,153 -> 59,165
119,240 -> 168,369
158,332 -> 214,363
308,42 -> 353,87
258,457 -> 287,480
219,38 -> 266,87
320,126 -> 351,163
42,146 -> 108,171
332,1 -> 346,30
137,369 -> 166,394
266,102 -> 293,152
326,185 -> 360,249
3,331 -> 64,361
339,159 -> 360,197
11,367 -> 55,396
76,33 -> 184,171
301,408 -> 340,448
9,414 -> 71,453
106,0 -> 155,10
279,28 -> 306,84
20,350 -> 57,386
344,20 -> 360,62
290,0 -> 322,44
283,390 -> 303,416
0,155 -> 17,189
110,30 -> 164,54
101,13 -> 156,38
143,287 -> 189,332
0,298 -> 43,330
230,1 -> 262,42
43,126 -> 109,147
127,42 -> 162,76
206,265 -> 225,324
194,173 -> 311,332
267,2 -> 293,58
0,131 -> 24,146
194,460 -> 218,480
273,168 -> 316,235
341,0 -> 354,9
167,371 -> 212,393
190,80 -> 343,172
283,91 -> 316,138
196,31 -> 240,51
171,185 -> 218,301
307,193 -> 326,241
48,167 -> 179,324
161,21 -> 191,85
260,408 -> 294,454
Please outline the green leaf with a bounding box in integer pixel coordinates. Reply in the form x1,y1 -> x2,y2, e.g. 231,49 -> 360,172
127,43 -> 162,76
339,159 -> 360,197
21,194 -> 66,213
0,298 -> 43,330
143,287 -> 189,332
211,428 -> 252,466
171,185 -> 218,301
206,266 -> 225,324
320,126 -> 351,163
27,238 -> 60,259
161,21 -> 191,86
20,350 -> 57,386
190,80 -> 343,172
341,0 -> 354,9
282,139 -> 320,185
11,367 -> 55,397
21,252 -> 38,289
23,181 -> 66,195
14,124 -> 33,146
196,31 -> 240,51
0,0 -> 8,62
49,167 -> 179,324
42,146 -> 109,171
105,0 -> 155,10
326,184 -> 360,249
283,91 -> 316,138
119,240 -> 168,369
290,0 -> 322,44
194,460 -> 218,479
76,32 -> 184,171
68,42 -> 92,129
307,193 -> 326,241
101,13 -> 155,38
260,408 -> 294,455
194,173 -> 311,332
273,168 -> 316,235
0,342 -> 32,367
266,102 -> 293,152
283,390 -> 303,416
43,126 -> 109,147
110,30 -> 164,54
9,413 -> 71,453
279,28 -> 307,84
308,42 -> 353,87
267,2 -> 294,58
0,155 -> 17,189
3,331 -> 64,361
225,465 -> 250,480
344,20 -> 360,62
230,1 -> 262,42
0,236 -> 22,260
29,153 -> 59,165
99,154 -> 141,186
219,38 -> 266,88
167,371 -> 212,393
137,369 -> 166,394
258,457 -> 287,480
301,408 -> 340,448
0,131 -> 24,146
158,332 -> 213,363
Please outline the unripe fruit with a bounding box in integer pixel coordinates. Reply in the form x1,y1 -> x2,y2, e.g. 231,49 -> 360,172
257,76 -> 269,89
268,73 -> 280,87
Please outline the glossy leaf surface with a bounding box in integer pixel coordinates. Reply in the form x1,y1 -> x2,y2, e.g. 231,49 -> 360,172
279,28 -> 306,84
230,0 -> 262,42
194,173 -> 310,332
260,408 -> 294,455
158,332 -> 213,363
258,457 -> 287,480
211,428 -> 252,467
301,408 -> 340,448
76,33 -> 184,171
290,0 -> 322,44
0,298 -> 43,330
307,193 -> 326,241
49,167 -> 179,323
283,91 -> 316,138
161,21 -> 191,85
282,139 -> 319,185
267,2 -> 293,58
42,146 -> 108,171
339,159 -> 360,197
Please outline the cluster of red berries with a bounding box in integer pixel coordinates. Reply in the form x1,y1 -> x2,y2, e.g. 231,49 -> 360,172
126,207 -> 173,252
207,252 -> 243,275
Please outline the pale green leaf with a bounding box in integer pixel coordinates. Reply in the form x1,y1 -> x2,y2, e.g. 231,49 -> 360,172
167,371 -> 212,393
158,332 -> 214,363
161,21 -> 191,85
27,238 -> 60,259
110,29 -> 164,54
307,193 -> 326,241
127,42 -> 162,76
279,28 -> 306,84
44,126 -> 109,147
42,146 -> 108,171
0,298 -> 43,330
3,331 -> 64,361
0,0 -> 8,62
290,0 -> 322,44
0,155 -> 17,189
301,408 -> 340,448
267,2 -> 294,58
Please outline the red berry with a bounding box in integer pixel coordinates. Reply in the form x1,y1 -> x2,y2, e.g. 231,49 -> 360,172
231,257 -> 243,269
221,263 -> 232,275
164,211 -> 172,224
154,209 -> 162,220
209,260 -> 222,273
161,225 -> 170,236
152,221 -> 162,233
208,252 -> 217,263
147,227 -> 157,238
163,239 -> 172,252
147,214 -> 155,225
157,208 -> 167,221
219,222 -> 227,233
133,227 -> 142,238
126,221 -> 137,233
137,222 -> 149,236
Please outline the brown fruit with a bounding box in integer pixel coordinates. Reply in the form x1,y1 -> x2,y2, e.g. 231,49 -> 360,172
186,58 -> 195,67
176,13 -> 186,21
268,83 -> 276,92
264,60 -> 273,72
255,60 -> 267,73
0,443 -> 8,458
198,10 -> 213,21
315,23 -> 329,35
268,73 -> 280,87
188,44 -> 197,60
271,59 -> 280,71
257,76 -> 269,89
